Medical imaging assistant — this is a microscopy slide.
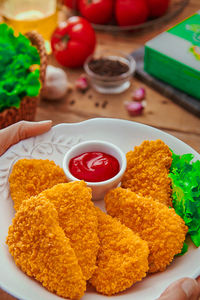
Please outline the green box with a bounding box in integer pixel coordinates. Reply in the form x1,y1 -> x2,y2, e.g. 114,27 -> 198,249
144,11 -> 200,100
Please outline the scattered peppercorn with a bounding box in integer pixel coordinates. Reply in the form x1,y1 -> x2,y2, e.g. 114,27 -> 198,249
69,99 -> 75,105
102,101 -> 108,109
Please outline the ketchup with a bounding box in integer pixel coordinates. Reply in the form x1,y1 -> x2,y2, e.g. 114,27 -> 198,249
69,152 -> 120,182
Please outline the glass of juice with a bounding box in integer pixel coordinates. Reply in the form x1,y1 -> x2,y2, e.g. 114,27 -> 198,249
1,0 -> 59,51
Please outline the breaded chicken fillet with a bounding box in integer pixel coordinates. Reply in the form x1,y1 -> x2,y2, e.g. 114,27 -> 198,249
105,187 -> 188,273
90,208 -> 149,295
38,181 -> 99,280
6,194 -> 86,300
9,159 -> 67,211
121,140 -> 172,206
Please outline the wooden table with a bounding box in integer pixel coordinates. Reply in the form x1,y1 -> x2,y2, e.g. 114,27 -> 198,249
1,1 -> 200,299
37,0 -> 200,153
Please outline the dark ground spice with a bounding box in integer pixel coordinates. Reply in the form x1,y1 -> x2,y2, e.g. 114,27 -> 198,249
88,58 -> 129,76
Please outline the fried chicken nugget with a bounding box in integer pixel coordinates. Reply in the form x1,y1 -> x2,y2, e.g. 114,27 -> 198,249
38,181 -> 99,280
6,194 -> 86,300
9,159 -> 68,211
90,208 -> 149,295
121,140 -> 172,206
105,187 -> 188,273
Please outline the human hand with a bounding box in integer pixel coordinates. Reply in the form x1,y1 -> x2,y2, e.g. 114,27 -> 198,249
157,277 -> 200,300
0,120 -> 52,156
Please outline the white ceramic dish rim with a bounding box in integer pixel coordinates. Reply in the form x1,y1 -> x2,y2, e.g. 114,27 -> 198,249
0,117 -> 200,300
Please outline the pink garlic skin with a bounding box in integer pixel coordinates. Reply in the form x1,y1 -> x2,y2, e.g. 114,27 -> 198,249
75,76 -> 89,91
125,101 -> 144,116
132,87 -> 146,102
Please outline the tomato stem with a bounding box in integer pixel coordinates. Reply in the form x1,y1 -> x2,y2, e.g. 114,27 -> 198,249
61,35 -> 70,44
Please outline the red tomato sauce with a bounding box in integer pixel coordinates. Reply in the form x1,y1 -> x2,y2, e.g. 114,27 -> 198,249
69,152 -> 120,182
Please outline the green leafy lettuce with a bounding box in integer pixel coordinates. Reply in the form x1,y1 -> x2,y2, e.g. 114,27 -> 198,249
169,150 -> 200,248
0,23 -> 41,112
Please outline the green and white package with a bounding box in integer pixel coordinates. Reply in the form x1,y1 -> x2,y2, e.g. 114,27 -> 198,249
144,11 -> 200,99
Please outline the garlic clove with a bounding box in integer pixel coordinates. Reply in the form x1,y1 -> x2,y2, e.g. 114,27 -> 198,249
42,65 -> 69,100
75,75 -> 89,92
124,101 -> 144,116
132,87 -> 146,102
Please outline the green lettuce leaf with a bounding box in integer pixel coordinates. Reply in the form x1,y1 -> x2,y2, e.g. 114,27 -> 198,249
169,151 -> 200,250
176,242 -> 189,256
0,23 -> 41,112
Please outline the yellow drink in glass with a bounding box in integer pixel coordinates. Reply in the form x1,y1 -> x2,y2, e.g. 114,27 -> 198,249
1,0 -> 59,51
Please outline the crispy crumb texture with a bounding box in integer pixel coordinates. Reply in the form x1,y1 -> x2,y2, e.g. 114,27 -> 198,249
9,159 -> 68,211
6,195 -> 86,300
105,187 -> 188,273
90,208 -> 149,295
121,140 -> 172,206
40,181 -> 99,280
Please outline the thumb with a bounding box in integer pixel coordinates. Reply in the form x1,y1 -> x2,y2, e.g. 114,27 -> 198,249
0,120 -> 52,156
157,277 -> 200,300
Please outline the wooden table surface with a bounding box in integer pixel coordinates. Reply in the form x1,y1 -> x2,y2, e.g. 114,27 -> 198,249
1,1 -> 200,299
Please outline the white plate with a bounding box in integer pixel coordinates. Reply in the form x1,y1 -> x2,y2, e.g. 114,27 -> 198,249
0,118 -> 199,300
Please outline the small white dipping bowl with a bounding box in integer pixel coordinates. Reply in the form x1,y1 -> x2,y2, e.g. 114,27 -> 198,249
63,140 -> 127,200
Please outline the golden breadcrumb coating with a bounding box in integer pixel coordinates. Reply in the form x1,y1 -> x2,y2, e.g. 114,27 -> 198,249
121,140 -> 172,206
6,194 -> 86,300
105,187 -> 188,273
39,181 -> 99,281
9,159 -> 68,211
90,208 -> 149,295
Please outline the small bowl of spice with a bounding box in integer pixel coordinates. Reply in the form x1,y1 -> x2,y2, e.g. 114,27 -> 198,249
63,140 -> 127,200
84,49 -> 136,94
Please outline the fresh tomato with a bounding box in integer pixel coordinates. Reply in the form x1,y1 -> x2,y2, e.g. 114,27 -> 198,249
79,0 -> 114,25
63,0 -> 79,10
115,0 -> 149,27
51,16 -> 96,68
146,0 -> 170,18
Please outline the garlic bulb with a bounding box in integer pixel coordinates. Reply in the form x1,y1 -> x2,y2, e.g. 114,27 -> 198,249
42,65 -> 69,100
